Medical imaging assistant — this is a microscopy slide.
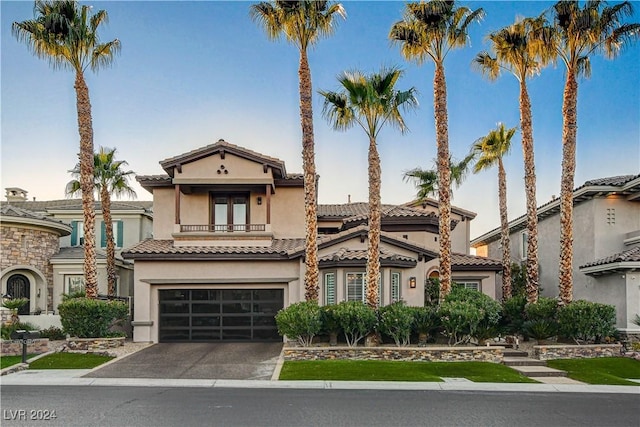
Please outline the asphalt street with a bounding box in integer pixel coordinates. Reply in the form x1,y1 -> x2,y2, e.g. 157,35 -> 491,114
2,386 -> 639,427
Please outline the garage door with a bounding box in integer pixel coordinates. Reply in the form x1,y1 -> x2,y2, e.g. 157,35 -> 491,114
158,289 -> 283,342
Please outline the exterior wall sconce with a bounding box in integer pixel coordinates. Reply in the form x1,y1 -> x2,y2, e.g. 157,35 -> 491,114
409,277 -> 417,288
257,197 -> 262,205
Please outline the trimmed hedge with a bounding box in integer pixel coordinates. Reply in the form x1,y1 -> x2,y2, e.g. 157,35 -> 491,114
275,301 -> 322,346
58,298 -> 128,338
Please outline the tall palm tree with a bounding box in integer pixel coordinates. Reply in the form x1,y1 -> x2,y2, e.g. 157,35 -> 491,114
471,123 -> 516,301
250,1 -> 346,303
473,17 -> 553,304
13,1 -> 120,299
547,1 -> 639,305
390,0 -> 484,301
67,147 -> 136,296
404,153 -> 475,200
320,67 -> 418,308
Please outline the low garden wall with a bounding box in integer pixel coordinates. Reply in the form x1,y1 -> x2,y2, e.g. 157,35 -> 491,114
0,338 -> 49,356
65,337 -> 125,351
284,346 -> 504,363
534,344 -> 621,360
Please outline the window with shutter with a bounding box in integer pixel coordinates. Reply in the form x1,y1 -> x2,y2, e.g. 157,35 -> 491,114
324,272 -> 336,305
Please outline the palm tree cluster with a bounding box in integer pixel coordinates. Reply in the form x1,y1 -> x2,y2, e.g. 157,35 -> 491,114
13,0 -> 638,309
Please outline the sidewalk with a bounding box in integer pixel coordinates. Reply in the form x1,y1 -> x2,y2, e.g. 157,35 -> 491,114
1,367 -> 638,394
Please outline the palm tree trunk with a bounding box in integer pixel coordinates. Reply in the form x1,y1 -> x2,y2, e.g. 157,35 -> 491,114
299,49 -> 320,303
75,71 -> 98,299
366,136 -> 381,309
498,158 -> 512,300
102,188 -> 117,296
434,62 -> 451,301
558,71 -> 578,306
519,80 -> 539,304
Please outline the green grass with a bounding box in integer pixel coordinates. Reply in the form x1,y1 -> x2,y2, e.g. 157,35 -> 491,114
28,353 -> 114,369
0,354 -> 35,369
547,357 -> 640,386
279,360 -> 538,383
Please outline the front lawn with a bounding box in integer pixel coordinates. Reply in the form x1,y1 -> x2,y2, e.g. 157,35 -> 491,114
279,360 -> 538,383
1,355 -> 35,369
28,353 -> 114,369
546,357 -> 640,386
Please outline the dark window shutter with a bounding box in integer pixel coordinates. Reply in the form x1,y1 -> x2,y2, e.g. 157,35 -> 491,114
117,221 -> 124,248
100,221 -> 106,248
71,221 -> 78,246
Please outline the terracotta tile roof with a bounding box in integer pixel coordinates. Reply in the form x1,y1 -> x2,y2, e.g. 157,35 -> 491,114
122,238 -> 306,259
582,175 -> 639,187
451,253 -> 503,271
50,246 -> 127,263
318,203 -> 439,222
0,199 -> 153,213
319,247 -> 416,264
1,204 -> 72,234
580,246 -> 640,269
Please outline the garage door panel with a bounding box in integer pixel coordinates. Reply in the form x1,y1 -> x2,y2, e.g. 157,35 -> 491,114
159,289 -> 283,342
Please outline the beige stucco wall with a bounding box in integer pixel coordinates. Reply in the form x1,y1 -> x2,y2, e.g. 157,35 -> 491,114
54,213 -> 152,249
153,188 -> 176,239
131,259 -> 301,342
175,152 -> 276,182
269,186 -> 305,238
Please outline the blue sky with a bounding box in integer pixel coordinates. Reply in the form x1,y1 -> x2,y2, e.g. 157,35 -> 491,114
2,1 -> 638,238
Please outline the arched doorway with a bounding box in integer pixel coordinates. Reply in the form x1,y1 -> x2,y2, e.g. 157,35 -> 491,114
6,274 -> 30,315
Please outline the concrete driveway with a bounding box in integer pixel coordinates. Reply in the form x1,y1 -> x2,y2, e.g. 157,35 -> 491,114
84,342 -> 283,380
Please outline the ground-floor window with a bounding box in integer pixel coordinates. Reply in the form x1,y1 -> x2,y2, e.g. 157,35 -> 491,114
66,275 -> 86,294
454,281 -> 480,292
391,271 -> 401,302
324,272 -> 336,305
345,271 -> 381,305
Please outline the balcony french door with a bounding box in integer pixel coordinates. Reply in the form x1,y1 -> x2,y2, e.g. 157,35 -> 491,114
212,194 -> 248,232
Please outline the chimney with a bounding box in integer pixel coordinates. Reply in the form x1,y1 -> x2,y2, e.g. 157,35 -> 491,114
5,188 -> 28,202
347,194 -> 351,203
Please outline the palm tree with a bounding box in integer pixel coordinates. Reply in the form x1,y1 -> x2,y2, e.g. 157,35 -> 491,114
13,1 -> 120,299
320,67 -> 418,308
404,153 -> 475,200
390,0 -> 484,301
473,17 -> 554,304
67,147 -> 136,296
250,1 -> 346,303
547,1 -> 639,305
471,123 -> 517,301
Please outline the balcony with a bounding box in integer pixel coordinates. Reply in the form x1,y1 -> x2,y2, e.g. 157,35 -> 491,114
173,223 -> 273,247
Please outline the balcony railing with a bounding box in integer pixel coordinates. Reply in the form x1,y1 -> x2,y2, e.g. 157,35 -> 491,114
180,224 -> 266,233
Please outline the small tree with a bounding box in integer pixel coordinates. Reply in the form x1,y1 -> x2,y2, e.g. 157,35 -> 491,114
275,301 -> 322,346
378,301 -> 414,347
333,301 -> 377,347
412,305 -> 440,345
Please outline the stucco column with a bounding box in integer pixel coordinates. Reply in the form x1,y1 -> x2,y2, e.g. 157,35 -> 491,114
174,184 -> 181,226
266,184 -> 271,225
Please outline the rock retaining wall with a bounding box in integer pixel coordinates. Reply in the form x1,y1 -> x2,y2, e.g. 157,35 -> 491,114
65,337 -> 125,351
0,338 -> 49,356
534,344 -> 621,360
283,346 -> 504,363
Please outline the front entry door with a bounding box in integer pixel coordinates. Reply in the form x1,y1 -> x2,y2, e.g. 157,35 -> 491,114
6,274 -> 30,315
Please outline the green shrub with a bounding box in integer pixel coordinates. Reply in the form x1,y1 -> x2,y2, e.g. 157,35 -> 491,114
62,291 -> 87,301
378,301 -> 414,347
58,298 -> 128,338
446,287 -> 502,344
275,301 -> 322,346
438,300 -> 483,346
525,297 -> 558,322
424,278 -> 440,306
501,294 -> 527,335
411,305 -> 440,344
1,322 -> 38,340
333,301 -> 377,347
523,319 -> 558,341
558,300 -> 616,344
39,326 -> 66,340
2,298 -> 29,311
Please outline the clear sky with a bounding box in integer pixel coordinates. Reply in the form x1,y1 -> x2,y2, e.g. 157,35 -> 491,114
2,1 -> 639,239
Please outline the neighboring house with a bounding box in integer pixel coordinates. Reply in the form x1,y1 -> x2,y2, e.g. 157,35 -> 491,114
0,189 -> 153,321
471,175 -> 640,337
124,140 -> 502,343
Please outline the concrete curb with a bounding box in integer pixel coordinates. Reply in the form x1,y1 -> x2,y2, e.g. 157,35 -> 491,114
270,347 -> 285,381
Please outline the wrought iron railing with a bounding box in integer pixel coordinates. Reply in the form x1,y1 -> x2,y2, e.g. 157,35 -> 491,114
180,224 -> 266,233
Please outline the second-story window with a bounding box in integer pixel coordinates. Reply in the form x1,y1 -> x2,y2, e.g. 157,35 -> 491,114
212,194 -> 248,231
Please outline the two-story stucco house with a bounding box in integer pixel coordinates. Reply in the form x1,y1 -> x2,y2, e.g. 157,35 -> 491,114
124,140 -> 502,343
1,189 -> 153,327
471,175 -> 640,338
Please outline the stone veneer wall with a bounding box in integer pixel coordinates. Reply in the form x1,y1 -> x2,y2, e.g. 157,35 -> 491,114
534,344 -> 621,360
65,337 -> 125,351
1,225 -> 60,310
0,338 -> 49,356
283,346 -> 504,363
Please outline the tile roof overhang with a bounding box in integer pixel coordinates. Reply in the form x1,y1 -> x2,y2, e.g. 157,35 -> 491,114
0,205 -> 72,236
0,200 -> 153,216
402,198 -> 477,220
579,246 -> 640,276
318,247 -> 418,268
50,247 -> 132,267
451,253 -> 503,272
471,174 -> 640,247
159,139 -> 288,179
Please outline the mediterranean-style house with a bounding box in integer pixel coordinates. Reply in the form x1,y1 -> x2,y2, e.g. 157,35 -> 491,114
0,189 -> 152,328
471,175 -> 640,338
124,140 -> 502,343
